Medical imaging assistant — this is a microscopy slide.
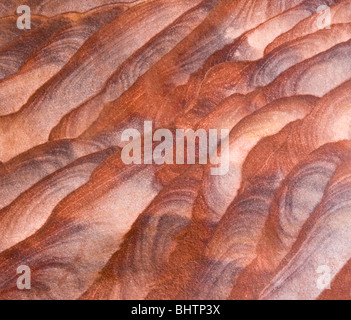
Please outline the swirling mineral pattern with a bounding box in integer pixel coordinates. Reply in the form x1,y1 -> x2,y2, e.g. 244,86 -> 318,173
0,0 -> 351,300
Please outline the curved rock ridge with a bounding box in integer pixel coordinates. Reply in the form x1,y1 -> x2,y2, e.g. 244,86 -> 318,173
0,0 -> 351,300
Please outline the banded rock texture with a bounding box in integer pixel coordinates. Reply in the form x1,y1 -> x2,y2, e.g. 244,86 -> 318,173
0,0 -> 351,300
